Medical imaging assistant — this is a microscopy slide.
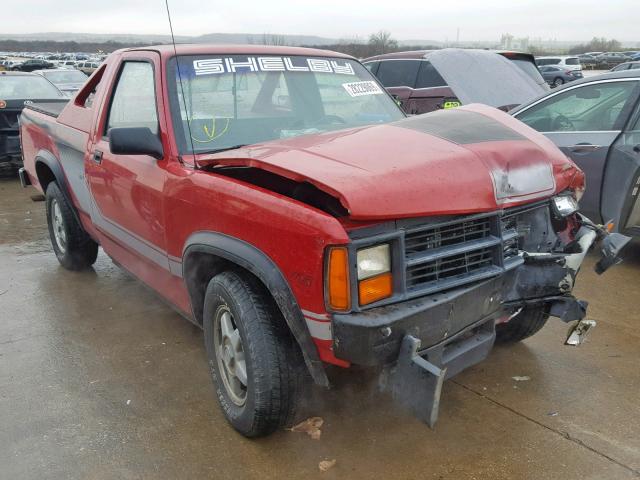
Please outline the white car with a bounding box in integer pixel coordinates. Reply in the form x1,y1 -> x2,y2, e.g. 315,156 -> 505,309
535,56 -> 583,74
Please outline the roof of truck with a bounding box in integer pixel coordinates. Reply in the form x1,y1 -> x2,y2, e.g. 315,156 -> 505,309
122,44 -> 353,60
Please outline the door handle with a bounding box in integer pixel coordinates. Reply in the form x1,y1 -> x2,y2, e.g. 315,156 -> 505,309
92,150 -> 103,164
568,144 -> 601,153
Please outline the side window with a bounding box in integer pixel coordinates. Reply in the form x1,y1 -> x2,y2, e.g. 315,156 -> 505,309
565,58 -> 579,66
517,81 -> 639,132
364,61 -> 380,75
375,60 -> 420,88
415,61 -> 447,88
106,62 -> 158,134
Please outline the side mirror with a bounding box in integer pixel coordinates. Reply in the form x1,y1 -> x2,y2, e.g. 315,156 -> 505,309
108,127 -> 163,159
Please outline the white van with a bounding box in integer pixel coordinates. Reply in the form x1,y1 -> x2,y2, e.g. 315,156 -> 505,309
535,56 -> 583,73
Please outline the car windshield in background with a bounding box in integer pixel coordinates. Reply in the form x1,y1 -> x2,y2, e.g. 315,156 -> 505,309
0,75 -> 64,99
43,70 -> 87,83
167,55 -> 404,154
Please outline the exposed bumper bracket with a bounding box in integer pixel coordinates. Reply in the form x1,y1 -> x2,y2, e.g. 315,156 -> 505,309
387,319 -> 495,427
18,167 -> 31,188
388,335 -> 447,428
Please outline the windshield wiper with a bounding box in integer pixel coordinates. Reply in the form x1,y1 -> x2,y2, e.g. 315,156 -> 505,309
199,144 -> 248,155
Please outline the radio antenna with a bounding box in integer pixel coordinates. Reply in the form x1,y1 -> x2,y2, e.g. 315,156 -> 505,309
164,0 -> 198,169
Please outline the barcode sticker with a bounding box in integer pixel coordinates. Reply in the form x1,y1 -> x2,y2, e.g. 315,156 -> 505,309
342,81 -> 384,97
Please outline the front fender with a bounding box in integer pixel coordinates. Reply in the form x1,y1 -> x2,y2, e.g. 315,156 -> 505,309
183,231 -> 329,387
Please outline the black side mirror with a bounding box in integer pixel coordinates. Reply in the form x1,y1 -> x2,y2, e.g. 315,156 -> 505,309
108,127 -> 163,159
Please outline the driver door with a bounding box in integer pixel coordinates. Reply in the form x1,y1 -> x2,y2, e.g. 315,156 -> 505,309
515,79 -> 640,221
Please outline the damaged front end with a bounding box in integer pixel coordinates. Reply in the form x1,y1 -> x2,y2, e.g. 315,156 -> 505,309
331,194 -> 629,427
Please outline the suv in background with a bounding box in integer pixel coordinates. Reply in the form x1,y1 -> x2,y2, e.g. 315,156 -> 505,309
76,61 -> 99,75
535,56 -> 583,76
364,48 -> 548,115
11,58 -> 54,72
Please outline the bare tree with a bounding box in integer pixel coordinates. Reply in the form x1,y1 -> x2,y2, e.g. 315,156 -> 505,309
260,34 -> 288,46
368,30 -> 398,55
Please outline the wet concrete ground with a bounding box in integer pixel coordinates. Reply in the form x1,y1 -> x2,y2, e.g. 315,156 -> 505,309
1,177 -> 639,479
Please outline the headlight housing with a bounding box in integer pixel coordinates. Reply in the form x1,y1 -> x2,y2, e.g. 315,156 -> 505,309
552,195 -> 579,217
357,244 -> 392,305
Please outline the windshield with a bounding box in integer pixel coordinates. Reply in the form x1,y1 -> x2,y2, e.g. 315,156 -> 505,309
43,70 -> 87,83
167,55 -> 404,154
0,75 -> 64,100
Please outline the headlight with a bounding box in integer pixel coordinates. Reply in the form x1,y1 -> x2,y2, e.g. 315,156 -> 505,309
357,244 -> 391,280
357,244 -> 392,305
552,195 -> 579,217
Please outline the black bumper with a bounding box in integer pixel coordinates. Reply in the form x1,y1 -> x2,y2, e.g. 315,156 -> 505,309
333,274 -> 510,366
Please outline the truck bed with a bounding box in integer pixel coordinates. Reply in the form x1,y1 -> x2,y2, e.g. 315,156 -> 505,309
24,99 -> 69,118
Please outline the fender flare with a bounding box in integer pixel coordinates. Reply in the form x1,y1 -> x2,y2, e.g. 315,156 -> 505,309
34,149 -> 81,225
183,231 -> 329,387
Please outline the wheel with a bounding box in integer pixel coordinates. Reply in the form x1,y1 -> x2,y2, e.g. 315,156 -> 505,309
203,270 -> 307,437
553,77 -> 564,88
45,182 -> 98,270
495,306 -> 549,343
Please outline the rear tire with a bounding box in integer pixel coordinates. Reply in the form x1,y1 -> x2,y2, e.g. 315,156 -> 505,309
495,306 -> 549,343
45,182 -> 98,270
203,270 -> 307,437
553,77 -> 564,87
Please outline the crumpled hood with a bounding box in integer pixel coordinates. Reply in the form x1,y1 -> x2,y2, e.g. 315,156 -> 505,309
425,49 -> 547,108
198,104 -> 581,220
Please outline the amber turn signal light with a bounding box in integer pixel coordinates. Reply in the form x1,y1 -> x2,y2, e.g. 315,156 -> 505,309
327,247 -> 350,311
358,272 -> 392,306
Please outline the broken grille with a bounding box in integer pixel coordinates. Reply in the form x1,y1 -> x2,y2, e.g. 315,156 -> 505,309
402,214 -> 512,295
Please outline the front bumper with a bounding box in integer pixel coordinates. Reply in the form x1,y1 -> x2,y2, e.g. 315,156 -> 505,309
333,219 -> 626,368
332,220 -> 628,426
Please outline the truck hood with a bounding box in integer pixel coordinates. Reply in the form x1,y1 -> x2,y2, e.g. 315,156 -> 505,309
425,49 -> 548,109
197,104 -> 581,220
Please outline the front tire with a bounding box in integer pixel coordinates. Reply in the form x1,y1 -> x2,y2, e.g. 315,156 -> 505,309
203,271 -> 306,437
45,182 -> 98,270
496,306 -> 549,343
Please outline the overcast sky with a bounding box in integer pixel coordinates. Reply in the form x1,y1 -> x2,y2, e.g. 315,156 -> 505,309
3,0 -> 638,42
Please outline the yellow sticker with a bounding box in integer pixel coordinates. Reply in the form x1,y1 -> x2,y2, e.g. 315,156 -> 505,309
443,101 -> 461,109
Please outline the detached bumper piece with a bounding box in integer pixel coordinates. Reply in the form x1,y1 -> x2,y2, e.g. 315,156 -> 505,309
387,318 -> 495,427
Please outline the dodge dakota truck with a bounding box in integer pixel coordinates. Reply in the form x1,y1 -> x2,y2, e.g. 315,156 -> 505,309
18,45 -> 627,437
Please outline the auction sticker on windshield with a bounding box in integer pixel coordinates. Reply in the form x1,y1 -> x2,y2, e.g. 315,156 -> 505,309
342,81 -> 384,97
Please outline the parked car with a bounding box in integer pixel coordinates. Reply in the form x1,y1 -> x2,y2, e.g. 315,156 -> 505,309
535,56 -> 583,74
363,48 -> 548,114
595,52 -> 631,68
610,61 -> 640,72
12,58 -> 54,72
33,68 -> 88,96
76,61 -> 99,75
577,54 -> 598,67
18,45 -> 625,437
0,71 -> 65,172
539,65 -> 581,87
511,70 -> 640,236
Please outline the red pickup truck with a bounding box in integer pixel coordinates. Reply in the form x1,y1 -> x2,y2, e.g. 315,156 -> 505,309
18,45 -> 626,437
